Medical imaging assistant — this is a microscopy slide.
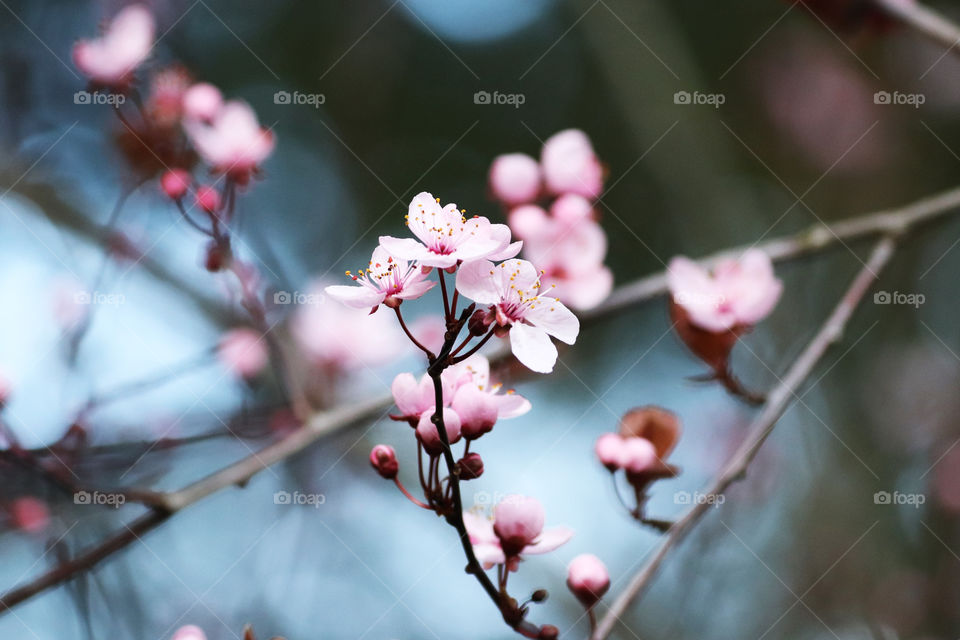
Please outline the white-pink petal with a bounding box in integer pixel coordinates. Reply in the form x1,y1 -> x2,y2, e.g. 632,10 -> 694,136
509,323 -> 558,374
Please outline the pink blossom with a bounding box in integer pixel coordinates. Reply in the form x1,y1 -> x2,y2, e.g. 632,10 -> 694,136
523,219 -> 612,311
182,83 -> 223,122
73,4 -> 154,86
170,626 -> 206,640
416,407 -> 462,455
489,153 -> 541,205
447,355 -> 530,439
456,259 -> 579,373
410,314 -> 446,354
540,129 -> 603,198
184,101 -> 275,180
595,433 -> 625,471
10,497 -> 49,534
567,554 -> 610,607
463,495 -> 572,570
667,249 -> 783,332
325,246 -> 435,311
390,370 -> 453,421
508,205 -> 549,241
160,169 -> 191,200
369,444 -> 399,479
217,328 -> 268,379
379,192 -> 520,269
550,193 -> 595,227
194,185 -> 220,213
621,437 -> 657,474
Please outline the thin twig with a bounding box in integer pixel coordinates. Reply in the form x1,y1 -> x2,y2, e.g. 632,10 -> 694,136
591,235 -> 899,640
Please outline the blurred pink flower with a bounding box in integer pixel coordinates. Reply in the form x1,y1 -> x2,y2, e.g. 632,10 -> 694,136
489,153 -> 541,205
523,218 -> 612,311
593,433 -> 657,473
567,553 -> 610,607
410,314 -> 446,354
540,129 -> 603,198
184,101 -> 275,181
379,192 -> 519,269
73,4 -> 154,86
9,497 -> 49,534
218,328 -> 268,379
182,83 -> 223,123
160,169 -> 191,200
456,259 -> 579,373
667,249 -> 782,333
464,495 -> 572,570
325,246 -> 435,311
170,626 -> 206,640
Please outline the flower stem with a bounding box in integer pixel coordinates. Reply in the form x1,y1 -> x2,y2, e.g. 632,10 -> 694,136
394,306 -> 435,359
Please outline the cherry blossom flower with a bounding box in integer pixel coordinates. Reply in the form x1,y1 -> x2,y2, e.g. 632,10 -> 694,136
184,100 -> 275,181
73,4 -> 155,86
390,370 -> 454,423
217,328 -> 268,379
463,495 -> 573,570
379,192 -> 520,269
325,246 -> 435,311
567,554 -> 610,608
540,129 -> 603,198
456,259 -> 579,373
182,83 -> 223,122
489,153 -> 541,205
9,497 -> 49,534
447,355 -> 531,439
667,249 -> 783,333
160,169 -> 191,200
416,407 -> 462,454
370,445 -> 399,479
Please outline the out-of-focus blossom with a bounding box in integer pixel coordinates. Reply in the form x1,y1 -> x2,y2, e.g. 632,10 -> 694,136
667,249 -> 782,333
410,314 -> 447,354
325,246 -> 435,311
195,185 -> 221,213
160,169 -> 192,200
145,66 -> 191,127
597,407 -> 682,498
540,129 -> 603,198
184,101 -> 275,181
217,328 -> 268,379
379,192 -> 519,269
182,83 -> 224,123
567,554 -> 610,608
489,153 -> 541,205
290,282 -> 407,373
9,497 -> 49,534
464,495 -> 572,570
456,259 -> 579,373
73,4 -> 154,86
171,626 -> 206,640
370,444 -> 399,479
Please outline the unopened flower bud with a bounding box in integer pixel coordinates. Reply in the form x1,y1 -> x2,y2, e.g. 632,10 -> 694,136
195,185 -> 221,214
567,553 -> 610,608
538,625 -> 559,640
161,169 -> 191,200
530,589 -> 548,603
594,432 -> 625,472
468,308 -> 494,336
458,452 -> 484,480
369,444 -> 398,479
204,240 -> 228,272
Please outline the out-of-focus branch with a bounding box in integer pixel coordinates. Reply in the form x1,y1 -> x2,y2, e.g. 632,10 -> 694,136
591,235 -> 899,640
3,183 -> 960,614
874,0 -> 960,55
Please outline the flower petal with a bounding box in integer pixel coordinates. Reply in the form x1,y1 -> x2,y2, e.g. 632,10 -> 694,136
455,260 -> 500,305
378,236 -> 429,262
494,392 -> 531,419
509,323 -> 557,374
391,372 -> 425,416
324,285 -> 384,310
523,526 -> 574,555
524,298 -> 579,345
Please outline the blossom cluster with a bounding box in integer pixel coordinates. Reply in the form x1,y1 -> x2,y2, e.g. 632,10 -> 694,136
489,129 -> 613,311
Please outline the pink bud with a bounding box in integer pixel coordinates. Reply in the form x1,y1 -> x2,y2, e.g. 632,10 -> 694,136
622,437 -> 657,474
458,452 -> 484,480
415,408 -> 462,455
160,169 -> 191,200
508,204 -> 549,241
550,193 -> 594,226
217,328 -> 268,379
493,494 -> 545,556
369,444 -> 399,479
182,83 -> 223,122
566,553 -> 610,607
195,185 -> 221,213
541,129 -> 603,198
10,497 -> 49,534
451,385 -> 498,440
171,625 -> 206,640
489,153 -> 541,205
594,433 -> 625,472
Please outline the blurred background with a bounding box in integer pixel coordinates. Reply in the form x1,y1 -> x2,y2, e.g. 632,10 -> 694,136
1,0 -> 960,638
